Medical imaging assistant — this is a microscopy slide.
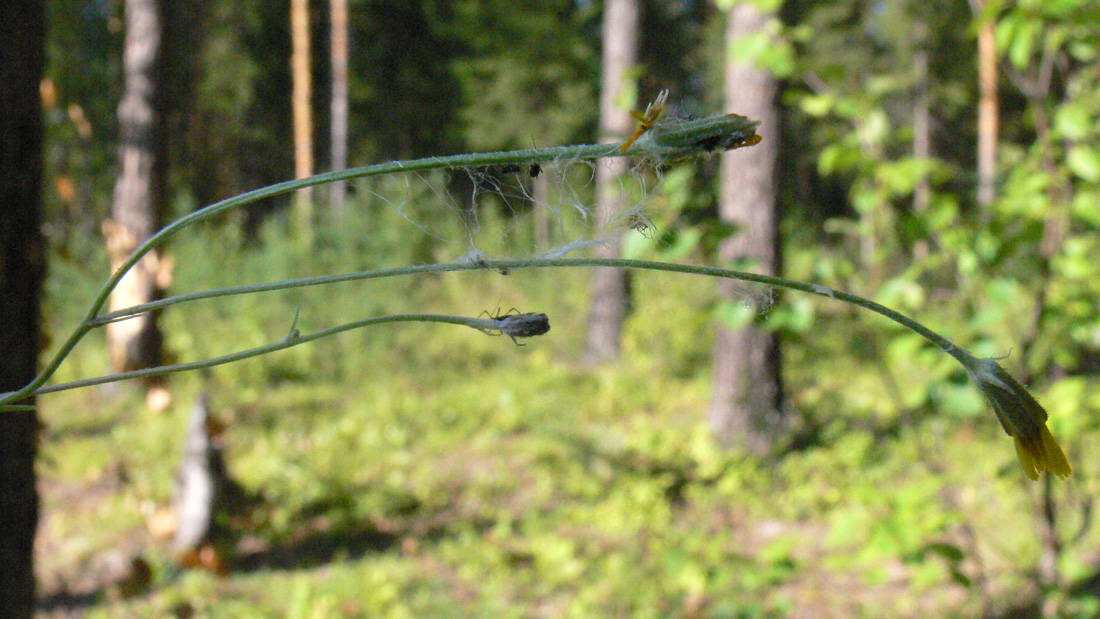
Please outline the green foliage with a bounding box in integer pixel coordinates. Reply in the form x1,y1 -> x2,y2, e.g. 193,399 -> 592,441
35,0 -> 1100,616
34,198 -> 1100,617
449,0 -> 598,151
777,0 -> 1100,610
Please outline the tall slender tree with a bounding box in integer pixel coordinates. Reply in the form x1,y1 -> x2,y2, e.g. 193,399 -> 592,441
105,0 -> 168,384
0,0 -> 45,614
586,0 -> 639,364
709,1 -> 783,452
971,0 -> 998,208
291,0 -> 314,222
329,0 -> 349,218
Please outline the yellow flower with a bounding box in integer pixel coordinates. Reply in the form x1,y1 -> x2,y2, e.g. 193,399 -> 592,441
620,90 -> 668,151
965,356 -> 1072,480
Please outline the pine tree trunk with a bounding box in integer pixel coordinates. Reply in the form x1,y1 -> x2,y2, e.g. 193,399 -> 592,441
975,11 -> 998,208
106,0 -> 167,378
585,0 -> 639,364
291,0 -> 314,223
0,0 -> 45,614
329,0 -> 349,218
709,2 -> 783,452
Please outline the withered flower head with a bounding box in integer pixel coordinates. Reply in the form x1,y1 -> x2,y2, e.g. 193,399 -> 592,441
963,356 -> 1072,480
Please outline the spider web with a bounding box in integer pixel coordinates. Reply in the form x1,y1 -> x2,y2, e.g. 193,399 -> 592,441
347,153 -> 665,266
340,129 -> 776,322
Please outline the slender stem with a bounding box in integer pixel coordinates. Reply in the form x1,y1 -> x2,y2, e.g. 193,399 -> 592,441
4,257 -> 970,402
13,107 -> 766,403
28,314 -> 495,396
92,258 -> 959,353
10,143 -> 631,402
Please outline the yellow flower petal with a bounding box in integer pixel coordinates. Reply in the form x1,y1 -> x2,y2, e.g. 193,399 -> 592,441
1041,425 -> 1073,479
963,355 -> 1072,480
1014,435 -> 1040,481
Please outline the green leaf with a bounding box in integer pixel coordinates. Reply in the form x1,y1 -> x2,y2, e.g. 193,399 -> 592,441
715,0 -> 781,12
655,227 -> 702,261
923,542 -> 965,563
1054,103 -> 1093,140
714,299 -> 756,330
765,296 -> 814,333
1068,40 -> 1098,62
857,110 -> 889,147
729,31 -> 772,65
1071,191 -> 1100,226
994,13 -> 1019,53
799,93 -> 833,118
1067,145 -> 1100,182
760,39 -> 796,77
1006,17 -> 1042,68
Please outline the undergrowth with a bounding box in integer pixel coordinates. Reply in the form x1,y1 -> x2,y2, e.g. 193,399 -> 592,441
34,207 -> 1100,618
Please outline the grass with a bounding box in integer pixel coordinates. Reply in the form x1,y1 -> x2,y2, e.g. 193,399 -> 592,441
33,203 -> 1100,619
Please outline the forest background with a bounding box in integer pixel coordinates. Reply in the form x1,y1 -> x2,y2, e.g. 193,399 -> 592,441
14,0 -> 1100,617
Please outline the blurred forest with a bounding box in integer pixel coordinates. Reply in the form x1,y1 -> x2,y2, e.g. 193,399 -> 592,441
30,0 -> 1100,617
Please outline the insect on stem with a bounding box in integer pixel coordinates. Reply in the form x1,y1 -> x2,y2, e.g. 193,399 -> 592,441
477,308 -> 551,346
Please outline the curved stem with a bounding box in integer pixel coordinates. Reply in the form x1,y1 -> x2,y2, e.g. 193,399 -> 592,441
28,313 -> 497,396
92,258 -> 960,354
9,143 -> 626,403
5,258 -> 970,402
13,109 -> 764,403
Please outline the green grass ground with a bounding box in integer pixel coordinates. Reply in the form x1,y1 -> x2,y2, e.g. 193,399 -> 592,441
33,212 -> 1100,619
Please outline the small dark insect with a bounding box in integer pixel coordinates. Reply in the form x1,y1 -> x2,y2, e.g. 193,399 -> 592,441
528,163 -> 542,178
479,308 -> 551,346
628,213 -> 657,238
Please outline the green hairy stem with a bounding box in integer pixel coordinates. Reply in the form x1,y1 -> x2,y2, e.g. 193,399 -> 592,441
0,113 -> 983,417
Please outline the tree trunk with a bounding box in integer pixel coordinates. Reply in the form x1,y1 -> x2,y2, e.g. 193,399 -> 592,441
329,0 -> 349,219
0,0 -> 45,614
585,0 -> 639,364
709,2 -> 783,453
106,0 -> 168,380
291,0 -> 315,223
974,2 -> 998,208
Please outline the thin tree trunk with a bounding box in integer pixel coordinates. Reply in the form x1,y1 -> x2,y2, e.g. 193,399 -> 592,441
0,0 -> 45,614
291,0 -> 315,224
975,6 -> 998,208
709,2 -> 783,452
585,0 -> 639,364
106,0 -> 167,380
329,0 -> 349,219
